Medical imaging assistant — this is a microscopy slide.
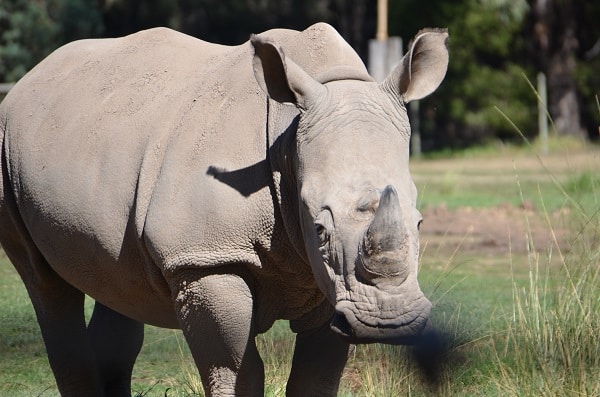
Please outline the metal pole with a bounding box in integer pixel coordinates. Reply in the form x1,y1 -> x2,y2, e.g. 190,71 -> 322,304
537,72 -> 548,155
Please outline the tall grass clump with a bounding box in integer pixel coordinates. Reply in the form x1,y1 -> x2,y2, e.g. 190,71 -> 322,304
489,90 -> 600,396
493,192 -> 600,396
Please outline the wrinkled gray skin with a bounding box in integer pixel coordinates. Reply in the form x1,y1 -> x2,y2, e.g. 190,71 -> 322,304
0,23 -> 448,396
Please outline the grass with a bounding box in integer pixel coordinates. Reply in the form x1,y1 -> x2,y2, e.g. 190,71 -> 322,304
495,262 -> 600,396
411,135 -> 599,210
1,140 -> 599,396
497,167 -> 600,396
0,241 -> 525,396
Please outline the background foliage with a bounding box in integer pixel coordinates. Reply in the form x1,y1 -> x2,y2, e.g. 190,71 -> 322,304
0,0 -> 598,151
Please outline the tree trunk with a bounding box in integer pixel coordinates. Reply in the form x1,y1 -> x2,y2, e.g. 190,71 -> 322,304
530,0 -> 586,138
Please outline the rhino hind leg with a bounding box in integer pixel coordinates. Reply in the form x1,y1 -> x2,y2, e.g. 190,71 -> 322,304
87,301 -> 144,396
0,181 -> 97,395
0,193 -> 137,395
0,240 -> 103,395
1,223 -> 142,396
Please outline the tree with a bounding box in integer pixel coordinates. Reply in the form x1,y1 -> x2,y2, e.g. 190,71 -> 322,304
389,0 -> 599,149
101,0 -> 176,38
526,0 -> 587,138
0,0 -> 58,82
577,2 -> 600,138
0,0 -> 103,82
390,0 -> 534,150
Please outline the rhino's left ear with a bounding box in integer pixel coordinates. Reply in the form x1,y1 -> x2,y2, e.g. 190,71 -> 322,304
382,29 -> 449,103
251,35 -> 326,110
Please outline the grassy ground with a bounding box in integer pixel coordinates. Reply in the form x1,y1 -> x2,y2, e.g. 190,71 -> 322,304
411,137 -> 600,212
0,251 -> 531,397
1,140 -> 598,396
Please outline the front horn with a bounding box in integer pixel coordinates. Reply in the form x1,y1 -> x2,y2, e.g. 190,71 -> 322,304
359,185 -> 408,278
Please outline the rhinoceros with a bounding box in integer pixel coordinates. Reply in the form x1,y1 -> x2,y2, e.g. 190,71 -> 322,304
0,23 -> 448,396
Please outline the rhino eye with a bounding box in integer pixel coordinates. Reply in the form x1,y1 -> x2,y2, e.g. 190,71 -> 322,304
315,210 -> 333,247
316,224 -> 328,245
417,219 -> 423,230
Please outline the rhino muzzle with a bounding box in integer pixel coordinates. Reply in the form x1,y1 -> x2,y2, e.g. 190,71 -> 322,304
330,297 -> 432,344
358,185 -> 409,281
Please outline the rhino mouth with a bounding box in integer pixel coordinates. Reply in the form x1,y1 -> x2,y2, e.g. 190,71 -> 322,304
330,298 -> 431,345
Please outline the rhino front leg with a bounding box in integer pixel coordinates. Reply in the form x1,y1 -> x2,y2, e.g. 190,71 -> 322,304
170,269 -> 264,397
87,301 -> 144,396
287,321 -> 351,396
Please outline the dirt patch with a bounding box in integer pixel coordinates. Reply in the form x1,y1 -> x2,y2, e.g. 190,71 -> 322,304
419,203 -> 571,257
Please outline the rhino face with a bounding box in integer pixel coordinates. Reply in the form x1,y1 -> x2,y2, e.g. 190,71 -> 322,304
296,82 -> 429,343
252,29 -> 449,343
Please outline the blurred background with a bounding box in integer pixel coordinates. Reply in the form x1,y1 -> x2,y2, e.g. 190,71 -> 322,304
0,0 -> 598,153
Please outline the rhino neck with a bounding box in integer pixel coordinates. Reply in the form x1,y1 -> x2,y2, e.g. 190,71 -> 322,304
265,98 -> 308,265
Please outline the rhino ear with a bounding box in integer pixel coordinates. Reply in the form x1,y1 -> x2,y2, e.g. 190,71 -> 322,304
382,29 -> 449,103
251,35 -> 325,110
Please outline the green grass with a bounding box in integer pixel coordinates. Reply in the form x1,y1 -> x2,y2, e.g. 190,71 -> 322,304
0,246 -> 541,396
411,139 -> 600,212
0,252 -> 525,396
488,206 -> 600,396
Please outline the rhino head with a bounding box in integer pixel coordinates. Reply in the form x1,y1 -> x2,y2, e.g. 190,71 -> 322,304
252,29 -> 449,343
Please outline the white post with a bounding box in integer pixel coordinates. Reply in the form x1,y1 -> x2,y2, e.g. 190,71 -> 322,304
369,0 -> 389,82
368,40 -> 387,82
0,83 -> 14,94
